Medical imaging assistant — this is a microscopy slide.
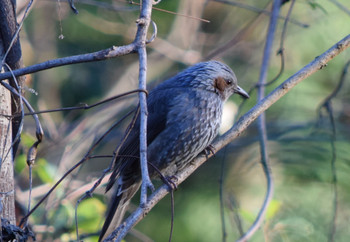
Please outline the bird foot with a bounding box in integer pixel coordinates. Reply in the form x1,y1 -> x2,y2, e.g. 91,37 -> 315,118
162,175 -> 178,191
203,144 -> 216,159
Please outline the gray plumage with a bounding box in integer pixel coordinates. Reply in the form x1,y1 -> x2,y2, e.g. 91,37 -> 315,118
99,60 -> 249,241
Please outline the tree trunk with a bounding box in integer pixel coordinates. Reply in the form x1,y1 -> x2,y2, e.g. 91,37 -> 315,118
0,79 -> 15,225
0,0 -> 25,225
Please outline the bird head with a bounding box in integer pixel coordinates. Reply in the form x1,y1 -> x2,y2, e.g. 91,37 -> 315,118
158,60 -> 249,101
182,60 -> 249,101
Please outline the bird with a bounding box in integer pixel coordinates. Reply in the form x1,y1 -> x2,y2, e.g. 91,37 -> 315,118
99,60 -> 249,241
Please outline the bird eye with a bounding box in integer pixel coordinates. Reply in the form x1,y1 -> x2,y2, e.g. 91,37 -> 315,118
226,79 -> 232,85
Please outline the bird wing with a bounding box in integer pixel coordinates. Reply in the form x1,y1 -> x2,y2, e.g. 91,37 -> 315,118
106,86 -> 177,191
100,87 -> 177,241
147,88 -> 213,175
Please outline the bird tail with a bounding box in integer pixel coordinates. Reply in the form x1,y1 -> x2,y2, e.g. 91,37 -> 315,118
99,182 -> 141,241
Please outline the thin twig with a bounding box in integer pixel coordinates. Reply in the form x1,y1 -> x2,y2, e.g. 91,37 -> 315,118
237,1 -> 280,241
169,190 -> 175,242
2,63 -> 24,141
228,195 -> 244,236
19,108 -> 136,227
318,60 -> 350,108
0,115 -> 12,169
146,20 -> 158,44
0,64 -> 24,167
205,1 -> 270,60
0,0 -> 34,68
265,0 -> 295,86
325,103 -> 338,242
219,147 -> 227,242
75,107 -> 139,240
26,165 -> 33,228
316,60 -> 350,242
0,81 -> 43,138
2,69 -> 33,234
0,81 -> 41,169
329,0 -> 350,16
108,33 -> 350,242
11,89 -> 147,117
129,0 -> 210,23
144,161 -> 175,242
212,0 -> 308,28
60,0 -> 137,12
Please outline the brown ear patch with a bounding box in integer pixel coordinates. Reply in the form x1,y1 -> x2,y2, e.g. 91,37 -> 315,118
215,77 -> 227,92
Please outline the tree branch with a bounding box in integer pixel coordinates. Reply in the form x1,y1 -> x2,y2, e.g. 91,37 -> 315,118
134,0 -> 155,207
237,1 -> 281,241
0,44 -> 136,81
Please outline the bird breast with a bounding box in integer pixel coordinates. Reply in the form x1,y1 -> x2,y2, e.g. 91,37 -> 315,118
159,90 -> 223,173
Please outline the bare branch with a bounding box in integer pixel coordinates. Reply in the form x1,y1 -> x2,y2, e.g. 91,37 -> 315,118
317,60 -> 350,242
17,89 -> 147,116
129,0 -> 210,23
219,148 -> 228,242
0,44 -> 136,81
133,0 -> 155,208
329,0 -> 350,16
265,0 -> 296,86
212,0 -> 308,28
59,0 -> 137,12
237,1 -> 281,241
18,98 -> 140,227
318,60 -> 350,108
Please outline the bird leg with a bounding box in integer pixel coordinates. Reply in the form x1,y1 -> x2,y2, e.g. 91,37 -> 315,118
163,176 -> 178,191
147,161 -> 178,191
203,144 -> 216,159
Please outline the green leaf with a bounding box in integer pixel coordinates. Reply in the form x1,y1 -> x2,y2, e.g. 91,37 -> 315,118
307,0 -> 328,14
21,133 -> 37,148
33,158 -> 55,183
266,199 -> 282,219
77,198 -> 106,231
15,154 -> 27,173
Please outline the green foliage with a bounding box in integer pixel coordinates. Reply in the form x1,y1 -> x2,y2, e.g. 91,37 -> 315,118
33,158 -> 55,184
20,133 -> 37,148
266,199 -> 282,220
15,154 -> 26,173
307,0 -> 328,14
77,198 -> 105,232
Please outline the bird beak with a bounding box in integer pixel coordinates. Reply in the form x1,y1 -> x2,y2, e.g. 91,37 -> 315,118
235,86 -> 249,98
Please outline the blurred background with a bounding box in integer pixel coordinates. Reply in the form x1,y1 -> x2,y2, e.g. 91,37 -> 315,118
14,0 -> 350,241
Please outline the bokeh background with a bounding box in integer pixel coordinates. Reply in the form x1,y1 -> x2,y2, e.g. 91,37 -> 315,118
14,0 -> 350,241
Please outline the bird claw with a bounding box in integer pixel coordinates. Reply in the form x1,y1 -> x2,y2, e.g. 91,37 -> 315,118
163,175 -> 178,191
203,144 -> 216,159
